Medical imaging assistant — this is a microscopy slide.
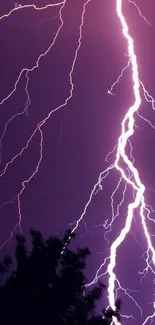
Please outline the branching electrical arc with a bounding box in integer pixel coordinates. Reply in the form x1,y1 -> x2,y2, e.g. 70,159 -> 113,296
0,0 -> 155,324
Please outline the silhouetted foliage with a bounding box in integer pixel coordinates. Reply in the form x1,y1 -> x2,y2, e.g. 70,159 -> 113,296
0,229 -> 121,325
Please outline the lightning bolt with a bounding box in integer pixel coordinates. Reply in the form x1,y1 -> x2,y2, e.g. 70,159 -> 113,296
0,2 -> 65,22
142,303 -> 155,325
0,0 -> 92,248
128,0 -> 151,26
1,1 -> 155,324
0,3 -> 66,103
104,1 -> 155,323
0,1 -> 66,163
65,1 -> 155,324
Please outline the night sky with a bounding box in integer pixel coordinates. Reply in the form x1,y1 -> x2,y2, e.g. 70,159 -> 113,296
0,0 -> 155,323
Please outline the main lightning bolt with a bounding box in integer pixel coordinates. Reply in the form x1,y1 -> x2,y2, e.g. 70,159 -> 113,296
107,3 -> 155,324
65,1 -> 155,324
1,1 -> 155,324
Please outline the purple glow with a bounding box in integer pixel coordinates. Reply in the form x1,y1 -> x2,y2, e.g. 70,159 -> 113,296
0,1 -> 155,323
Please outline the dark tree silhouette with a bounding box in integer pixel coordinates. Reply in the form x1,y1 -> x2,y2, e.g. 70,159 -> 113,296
0,229 -> 121,325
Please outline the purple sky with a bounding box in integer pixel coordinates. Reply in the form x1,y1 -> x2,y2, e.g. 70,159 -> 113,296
0,0 -> 155,323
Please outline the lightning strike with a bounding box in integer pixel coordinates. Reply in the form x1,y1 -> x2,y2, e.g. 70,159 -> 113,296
107,58 -> 130,95
139,81 -> 155,110
1,0 -> 155,324
106,1 -> 155,323
0,1 -> 68,165
104,176 -> 129,243
142,302 -> 155,325
0,1 -> 66,106
0,0 -> 92,249
115,279 -> 142,318
128,0 -> 151,26
65,0 -> 155,323
0,2 -> 65,21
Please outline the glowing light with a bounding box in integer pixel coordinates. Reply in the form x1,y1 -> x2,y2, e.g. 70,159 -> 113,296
67,1 -> 155,323
106,1 -> 155,323
128,0 -> 151,26
0,2 -> 65,21
0,1 -> 66,106
1,1 -> 155,324
107,58 -> 130,96
142,303 -> 155,325
0,0 -> 92,248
